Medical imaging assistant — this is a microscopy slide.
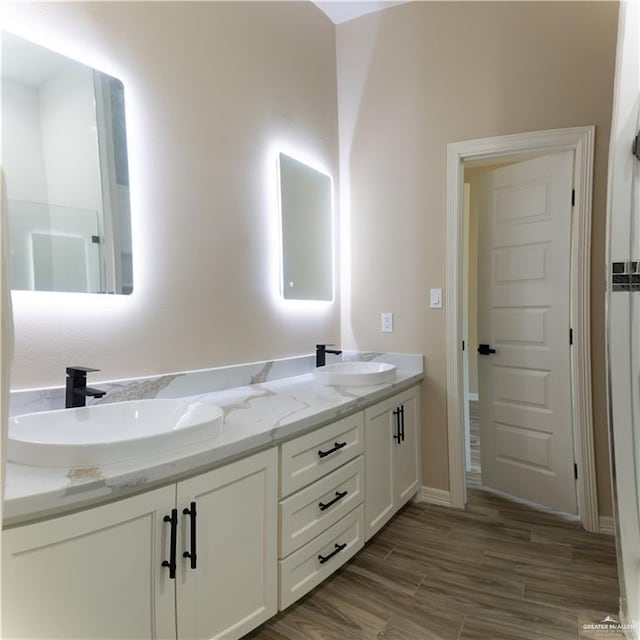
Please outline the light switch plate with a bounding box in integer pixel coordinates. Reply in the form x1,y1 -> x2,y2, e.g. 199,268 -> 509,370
381,312 -> 393,333
430,288 -> 442,309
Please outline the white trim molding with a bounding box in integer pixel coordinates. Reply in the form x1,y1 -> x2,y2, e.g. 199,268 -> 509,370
467,393 -> 479,402
599,516 -> 615,536
418,486 -> 451,507
445,126 -> 599,531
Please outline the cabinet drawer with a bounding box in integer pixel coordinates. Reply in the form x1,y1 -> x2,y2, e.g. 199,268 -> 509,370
278,504 -> 364,610
280,412 -> 364,497
279,456 -> 364,558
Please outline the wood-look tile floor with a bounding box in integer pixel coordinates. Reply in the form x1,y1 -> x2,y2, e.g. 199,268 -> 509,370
247,489 -> 619,639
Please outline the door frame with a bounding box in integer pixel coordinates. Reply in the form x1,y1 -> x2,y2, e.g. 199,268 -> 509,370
445,126 -> 599,531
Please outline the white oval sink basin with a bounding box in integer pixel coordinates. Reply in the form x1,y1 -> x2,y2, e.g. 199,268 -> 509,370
8,399 -> 224,467
314,361 -> 396,386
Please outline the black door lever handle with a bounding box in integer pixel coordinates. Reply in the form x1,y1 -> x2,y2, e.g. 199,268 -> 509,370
477,344 -> 496,355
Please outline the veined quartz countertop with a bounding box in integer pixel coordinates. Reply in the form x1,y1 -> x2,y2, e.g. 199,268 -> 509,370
4,356 -> 423,526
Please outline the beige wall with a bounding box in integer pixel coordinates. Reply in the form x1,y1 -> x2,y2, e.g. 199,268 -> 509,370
5,1 -> 339,389
337,1 -> 618,515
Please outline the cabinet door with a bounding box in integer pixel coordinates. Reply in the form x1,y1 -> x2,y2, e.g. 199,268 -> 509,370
2,485 -> 177,640
364,396 -> 396,540
176,448 -> 277,640
395,387 -> 421,507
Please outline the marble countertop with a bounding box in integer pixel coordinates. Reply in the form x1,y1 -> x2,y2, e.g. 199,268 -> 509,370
4,355 -> 423,526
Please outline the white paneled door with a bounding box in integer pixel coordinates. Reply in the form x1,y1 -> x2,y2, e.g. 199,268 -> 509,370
477,151 -> 577,515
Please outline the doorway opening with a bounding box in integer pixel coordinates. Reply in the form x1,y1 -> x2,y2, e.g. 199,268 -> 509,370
462,153 -> 571,505
445,127 -> 600,531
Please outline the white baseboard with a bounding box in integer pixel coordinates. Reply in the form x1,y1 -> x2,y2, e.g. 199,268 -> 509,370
599,516 -> 615,536
467,393 -> 479,402
418,486 -> 451,507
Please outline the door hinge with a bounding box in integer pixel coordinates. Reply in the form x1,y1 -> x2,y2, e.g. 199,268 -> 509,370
571,189 -> 576,207
633,132 -> 640,161
569,328 -> 573,345
574,463 -> 578,479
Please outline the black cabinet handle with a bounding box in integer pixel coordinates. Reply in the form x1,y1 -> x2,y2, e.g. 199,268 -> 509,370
318,441 -> 347,458
318,542 -> 347,564
182,501 -> 197,570
393,408 -> 401,443
477,344 -> 496,355
319,490 -> 348,511
400,405 -> 405,442
162,508 -> 178,579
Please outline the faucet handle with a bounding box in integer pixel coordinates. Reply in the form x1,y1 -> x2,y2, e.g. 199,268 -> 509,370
66,366 -> 100,376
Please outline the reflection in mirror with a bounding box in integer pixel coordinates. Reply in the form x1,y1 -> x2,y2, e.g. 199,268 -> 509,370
278,153 -> 333,301
2,32 -> 133,294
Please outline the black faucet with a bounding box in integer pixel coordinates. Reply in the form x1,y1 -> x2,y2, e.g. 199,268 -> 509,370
65,367 -> 106,408
316,344 -> 342,368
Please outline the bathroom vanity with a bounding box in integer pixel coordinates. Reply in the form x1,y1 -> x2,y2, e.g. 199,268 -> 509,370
2,355 -> 422,639
3,449 -> 278,639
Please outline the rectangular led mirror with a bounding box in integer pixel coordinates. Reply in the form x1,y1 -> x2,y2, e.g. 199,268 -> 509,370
2,32 -> 133,294
278,153 -> 333,301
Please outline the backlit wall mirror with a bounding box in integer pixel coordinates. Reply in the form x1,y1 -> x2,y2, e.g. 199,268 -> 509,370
278,153 -> 333,301
2,32 -> 133,294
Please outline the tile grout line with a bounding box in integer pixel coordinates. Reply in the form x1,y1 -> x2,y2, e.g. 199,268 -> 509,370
456,614 -> 467,640
383,544 -> 396,561
412,572 -> 426,596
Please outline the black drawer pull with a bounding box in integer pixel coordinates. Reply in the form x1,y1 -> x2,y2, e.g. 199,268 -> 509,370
393,408 -> 401,443
400,405 -> 405,442
319,490 -> 348,511
182,501 -> 197,570
318,542 -> 347,564
161,508 -> 178,579
318,441 -> 347,458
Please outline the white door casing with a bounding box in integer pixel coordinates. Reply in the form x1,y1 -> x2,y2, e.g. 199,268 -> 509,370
477,151 -> 577,515
445,126 -> 596,531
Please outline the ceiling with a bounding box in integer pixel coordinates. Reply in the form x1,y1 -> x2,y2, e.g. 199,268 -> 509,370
312,1 -> 409,24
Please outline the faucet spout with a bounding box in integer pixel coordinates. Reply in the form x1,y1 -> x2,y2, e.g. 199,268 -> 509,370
84,386 -> 107,399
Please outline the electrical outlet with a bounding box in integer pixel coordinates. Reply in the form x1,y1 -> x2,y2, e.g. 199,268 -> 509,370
381,312 -> 393,333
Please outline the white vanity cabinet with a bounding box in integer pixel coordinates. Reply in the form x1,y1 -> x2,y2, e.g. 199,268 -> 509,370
2,447 -> 278,640
3,374 -> 424,638
3,484 -> 177,639
364,386 -> 421,540
278,412 -> 366,609
176,448 -> 278,640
